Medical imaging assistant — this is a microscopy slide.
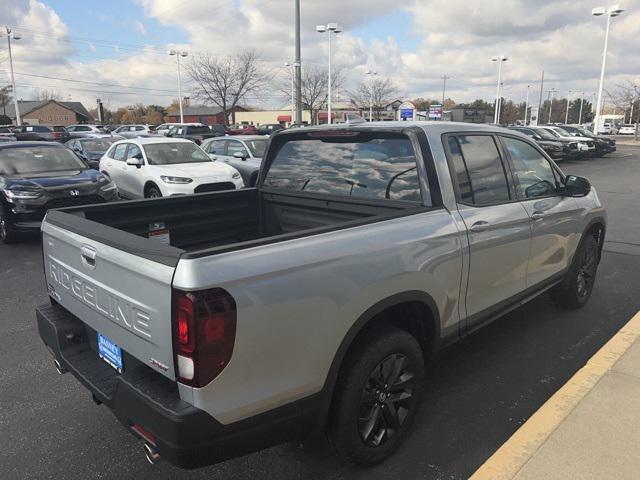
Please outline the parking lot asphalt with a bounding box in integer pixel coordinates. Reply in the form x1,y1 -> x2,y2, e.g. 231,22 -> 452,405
1,146 -> 639,480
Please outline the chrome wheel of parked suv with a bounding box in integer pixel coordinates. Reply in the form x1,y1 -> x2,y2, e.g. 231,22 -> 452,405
328,326 -> 424,465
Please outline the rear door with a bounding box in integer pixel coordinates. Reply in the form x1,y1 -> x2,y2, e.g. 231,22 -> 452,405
499,135 -> 581,287
444,134 -> 532,327
41,219 -> 179,379
106,143 -> 129,197
121,143 -> 145,198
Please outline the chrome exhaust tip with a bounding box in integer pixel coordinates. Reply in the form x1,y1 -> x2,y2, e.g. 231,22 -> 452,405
53,359 -> 67,375
143,443 -> 161,465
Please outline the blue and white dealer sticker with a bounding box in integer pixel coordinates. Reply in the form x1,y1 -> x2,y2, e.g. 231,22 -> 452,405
97,333 -> 123,373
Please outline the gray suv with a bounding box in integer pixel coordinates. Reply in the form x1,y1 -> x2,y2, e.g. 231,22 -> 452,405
36,122 -> 605,469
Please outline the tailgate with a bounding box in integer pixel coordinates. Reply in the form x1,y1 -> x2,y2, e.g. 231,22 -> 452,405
42,217 -> 179,380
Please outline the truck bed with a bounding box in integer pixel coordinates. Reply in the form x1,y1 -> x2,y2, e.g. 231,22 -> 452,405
44,187 -> 423,261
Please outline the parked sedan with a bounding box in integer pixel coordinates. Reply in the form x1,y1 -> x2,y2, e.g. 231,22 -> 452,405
540,126 -> 596,156
201,135 -> 268,186
0,142 -> 118,243
257,123 -> 284,135
99,137 -> 243,199
65,124 -> 107,139
12,125 -> 69,142
112,124 -> 155,138
618,124 -> 636,135
510,126 -> 577,160
166,124 -> 222,145
226,124 -> 259,135
65,136 -> 123,169
560,125 -> 616,156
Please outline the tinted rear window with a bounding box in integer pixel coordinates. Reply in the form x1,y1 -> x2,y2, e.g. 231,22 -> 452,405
264,133 -> 425,204
187,126 -> 212,134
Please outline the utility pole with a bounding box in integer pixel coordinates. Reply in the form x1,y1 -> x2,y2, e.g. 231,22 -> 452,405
441,75 -> 449,109
4,27 -> 21,126
294,0 -> 302,125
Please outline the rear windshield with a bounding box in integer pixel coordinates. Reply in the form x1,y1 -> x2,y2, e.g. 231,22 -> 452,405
0,146 -> 87,175
53,126 -> 67,132
143,142 -> 211,165
80,138 -> 118,152
186,126 -> 212,134
264,133 -> 424,204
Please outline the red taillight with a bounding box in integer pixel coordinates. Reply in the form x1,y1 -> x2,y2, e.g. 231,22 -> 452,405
172,288 -> 237,388
52,132 -> 62,138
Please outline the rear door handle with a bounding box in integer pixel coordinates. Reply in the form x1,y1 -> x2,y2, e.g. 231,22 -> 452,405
531,212 -> 545,220
469,221 -> 491,233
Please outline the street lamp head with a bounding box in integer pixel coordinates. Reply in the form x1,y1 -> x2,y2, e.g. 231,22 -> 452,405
491,55 -> 508,62
180,51 -> 188,57
168,49 -> 177,55
284,61 -> 291,67
592,7 -> 606,16
316,24 -> 327,33
327,22 -> 339,31
12,33 -> 21,40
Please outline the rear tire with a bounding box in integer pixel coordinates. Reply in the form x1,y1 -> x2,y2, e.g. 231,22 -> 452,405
328,326 -> 425,466
0,205 -> 19,244
551,234 -> 599,309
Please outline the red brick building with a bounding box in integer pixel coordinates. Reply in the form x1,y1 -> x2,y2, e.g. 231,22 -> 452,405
165,105 -> 247,125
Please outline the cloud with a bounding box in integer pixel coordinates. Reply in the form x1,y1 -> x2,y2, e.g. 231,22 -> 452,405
2,0 -> 640,110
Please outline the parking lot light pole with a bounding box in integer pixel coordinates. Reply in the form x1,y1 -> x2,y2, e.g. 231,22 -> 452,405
578,92 -> 585,124
524,84 -> 531,125
491,55 -> 508,124
284,62 -> 299,125
317,23 -> 341,125
565,90 -> 572,124
365,70 -> 377,122
168,50 -> 188,123
548,88 -> 556,123
3,27 -> 22,126
592,5 -> 625,134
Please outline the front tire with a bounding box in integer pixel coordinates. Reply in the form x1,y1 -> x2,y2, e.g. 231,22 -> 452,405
0,205 -> 19,244
551,235 -> 600,309
328,326 -> 425,466
145,185 -> 162,198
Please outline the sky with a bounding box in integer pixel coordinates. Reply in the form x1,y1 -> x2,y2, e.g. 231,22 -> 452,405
0,0 -> 639,112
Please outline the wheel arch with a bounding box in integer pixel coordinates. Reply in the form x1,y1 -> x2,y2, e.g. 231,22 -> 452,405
312,290 -> 441,436
582,216 -> 606,259
144,180 -> 161,196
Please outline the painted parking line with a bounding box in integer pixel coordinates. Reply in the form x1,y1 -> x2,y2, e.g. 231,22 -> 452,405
469,309 -> 640,480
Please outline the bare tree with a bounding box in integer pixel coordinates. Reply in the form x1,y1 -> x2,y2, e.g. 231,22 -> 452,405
608,81 -> 640,122
186,51 -> 266,125
0,85 -> 12,117
277,65 -> 344,124
36,89 -> 62,101
350,77 -> 398,120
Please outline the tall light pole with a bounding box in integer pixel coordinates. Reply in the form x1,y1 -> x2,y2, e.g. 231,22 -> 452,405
524,84 -> 531,125
592,5 -> 625,134
294,0 -> 302,125
578,92 -> 585,124
565,90 -> 572,124
491,55 -> 508,124
365,70 -> 377,122
441,74 -> 449,109
2,27 -> 22,126
317,23 -> 341,125
284,62 -> 299,125
168,50 -> 188,123
548,88 -> 556,123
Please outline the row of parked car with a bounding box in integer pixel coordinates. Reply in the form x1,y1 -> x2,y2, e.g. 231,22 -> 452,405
509,124 -> 617,161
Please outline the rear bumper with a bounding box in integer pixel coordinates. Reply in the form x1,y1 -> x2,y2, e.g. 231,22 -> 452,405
36,303 -> 318,469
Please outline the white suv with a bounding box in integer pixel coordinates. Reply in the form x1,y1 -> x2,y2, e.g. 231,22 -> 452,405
99,137 -> 244,199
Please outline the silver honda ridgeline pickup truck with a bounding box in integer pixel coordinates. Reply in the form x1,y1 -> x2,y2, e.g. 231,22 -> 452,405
36,122 -> 605,468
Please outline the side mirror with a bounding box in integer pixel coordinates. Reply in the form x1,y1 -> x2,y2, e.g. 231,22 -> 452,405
233,151 -> 247,160
126,156 -> 144,168
534,135 -> 542,140
563,175 -> 591,197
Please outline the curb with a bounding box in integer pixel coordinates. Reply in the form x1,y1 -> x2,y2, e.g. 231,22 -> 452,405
469,310 -> 640,480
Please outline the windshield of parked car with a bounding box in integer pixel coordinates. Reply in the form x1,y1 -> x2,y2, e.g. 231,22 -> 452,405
143,142 -> 211,165
551,127 -> 573,137
245,139 -> 268,158
264,133 -> 425,204
0,146 -> 87,175
532,128 -> 558,141
80,138 -> 119,152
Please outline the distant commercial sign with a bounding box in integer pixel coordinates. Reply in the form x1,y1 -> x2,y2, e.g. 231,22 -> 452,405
529,106 -> 539,126
398,101 -> 416,121
428,104 -> 443,120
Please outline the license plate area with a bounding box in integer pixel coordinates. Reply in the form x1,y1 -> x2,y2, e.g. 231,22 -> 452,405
97,333 -> 123,373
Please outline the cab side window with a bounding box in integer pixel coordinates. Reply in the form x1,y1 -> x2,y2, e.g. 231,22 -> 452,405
502,136 -> 559,199
447,135 -> 511,205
